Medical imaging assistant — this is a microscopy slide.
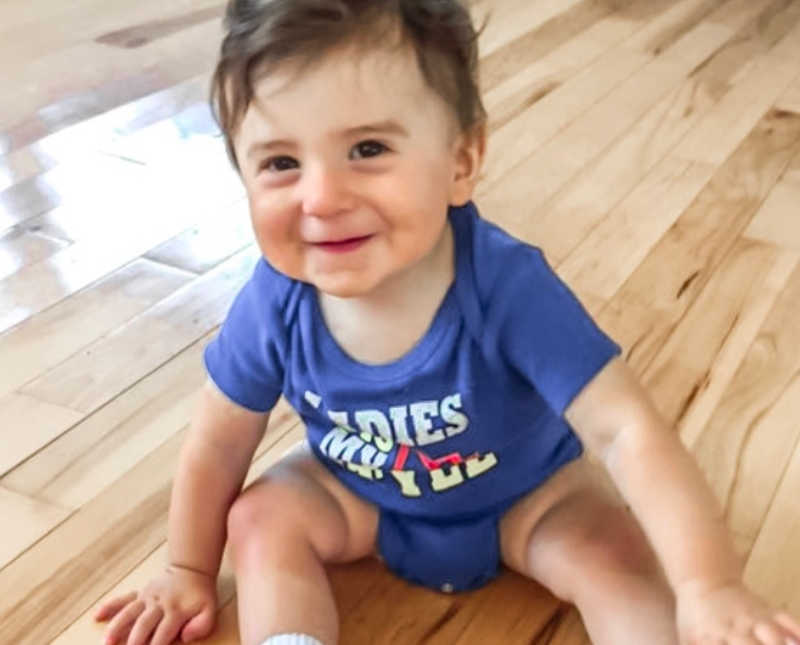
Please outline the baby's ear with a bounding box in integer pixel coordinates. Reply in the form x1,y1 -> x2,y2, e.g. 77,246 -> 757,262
449,122 -> 487,207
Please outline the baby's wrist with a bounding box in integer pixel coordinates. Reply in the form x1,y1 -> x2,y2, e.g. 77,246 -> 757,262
167,562 -> 216,579
674,574 -> 742,599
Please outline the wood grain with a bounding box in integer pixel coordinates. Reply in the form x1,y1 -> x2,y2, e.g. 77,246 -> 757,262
3,0 -> 800,642
690,262 -> 800,555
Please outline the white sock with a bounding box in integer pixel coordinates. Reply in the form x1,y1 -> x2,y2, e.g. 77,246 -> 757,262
260,634 -> 325,645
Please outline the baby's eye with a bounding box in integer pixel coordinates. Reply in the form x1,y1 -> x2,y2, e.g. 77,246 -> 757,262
350,140 -> 389,160
261,156 -> 299,173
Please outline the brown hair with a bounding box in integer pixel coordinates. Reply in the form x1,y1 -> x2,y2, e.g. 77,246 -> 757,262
210,0 -> 487,169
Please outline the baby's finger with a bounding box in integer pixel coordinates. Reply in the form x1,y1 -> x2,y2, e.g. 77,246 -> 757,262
150,611 -> 188,645
105,599 -> 145,645
127,605 -> 164,645
95,592 -> 138,622
775,612 -> 800,640
753,620 -> 788,645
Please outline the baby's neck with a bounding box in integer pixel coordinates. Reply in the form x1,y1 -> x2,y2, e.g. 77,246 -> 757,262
318,223 -> 454,365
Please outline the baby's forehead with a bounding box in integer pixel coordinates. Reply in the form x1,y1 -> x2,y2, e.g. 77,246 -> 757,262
256,43 -> 427,103
247,44 -> 454,135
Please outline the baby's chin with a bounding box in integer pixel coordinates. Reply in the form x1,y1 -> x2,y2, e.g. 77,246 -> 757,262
268,254 -> 398,299
309,276 -> 380,299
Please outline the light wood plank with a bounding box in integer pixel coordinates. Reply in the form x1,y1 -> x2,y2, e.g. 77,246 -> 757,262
597,109 -> 800,372
0,0 -> 222,54
706,0 -> 788,31
678,247 -> 799,447
480,45 -> 651,192
478,0 -> 631,94
0,486 -> 71,570
2,333 -> 210,500
0,166 -> 242,334
558,157 -> 715,301
0,152 -> 147,234
529,82 -> 720,264
0,76 -> 208,205
12,370 -> 202,510
480,3 -> 748,233
483,9 -> 643,135
744,179 -> 800,251
709,0 -> 800,46
776,75 -> 800,115
623,0 -> 727,55
673,24 -> 800,164
0,3 -> 221,139
0,258 -> 193,400
478,0 -> 585,58
641,238 -> 796,427
0,75 -> 208,191
744,399 -> 800,614
0,427 -> 181,645
1,1 -> 798,643
523,0 -> 795,264
423,576 -> 561,644
691,262 -> 800,558
0,227 -> 69,281
0,146 -> 52,195
0,393 -> 83,477
97,101 -> 220,165
5,412 -> 302,645
782,146 -> 800,186
19,245 -> 259,413
0,172 -> 61,233
55,141 -> 238,244
144,200 -> 252,274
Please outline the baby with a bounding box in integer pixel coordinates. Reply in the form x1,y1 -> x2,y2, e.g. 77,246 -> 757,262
96,2 -> 800,645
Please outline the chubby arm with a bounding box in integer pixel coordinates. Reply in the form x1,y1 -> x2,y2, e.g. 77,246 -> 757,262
95,381 -> 270,644
167,379 -> 270,577
564,356 -> 742,593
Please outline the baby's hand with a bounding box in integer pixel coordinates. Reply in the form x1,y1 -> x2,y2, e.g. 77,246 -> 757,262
94,565 -> 217,645
676,579 -> 800,645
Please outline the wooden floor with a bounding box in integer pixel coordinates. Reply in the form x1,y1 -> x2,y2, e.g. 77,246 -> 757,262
2,0 -> 800,643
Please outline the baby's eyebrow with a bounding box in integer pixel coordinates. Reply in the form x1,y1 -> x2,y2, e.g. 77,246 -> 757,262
340,120 -> 410,138
246,139 -> 295,161
245,120 -> 410,161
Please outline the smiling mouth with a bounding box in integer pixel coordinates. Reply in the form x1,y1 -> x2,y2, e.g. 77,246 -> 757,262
312,235 -> 373,253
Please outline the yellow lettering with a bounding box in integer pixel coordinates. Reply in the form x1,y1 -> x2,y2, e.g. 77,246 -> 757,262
464,452 -> 498,478
374,435 -> 393,453
391,470 -> 422,497
430,464 -> 464,492
347,462 -> 376,480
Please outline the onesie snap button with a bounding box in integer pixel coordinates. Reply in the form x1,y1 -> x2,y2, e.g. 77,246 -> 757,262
440,582 -> 454,594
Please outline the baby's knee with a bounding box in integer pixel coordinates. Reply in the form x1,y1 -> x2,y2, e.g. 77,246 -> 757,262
227,476 -> 303,548
571,505 -> 661,581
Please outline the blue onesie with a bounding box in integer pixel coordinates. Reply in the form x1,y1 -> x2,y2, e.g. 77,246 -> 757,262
204,202 -> 621,593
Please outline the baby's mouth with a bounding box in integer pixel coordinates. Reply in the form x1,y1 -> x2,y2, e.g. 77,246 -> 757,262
312,234 -> 373,253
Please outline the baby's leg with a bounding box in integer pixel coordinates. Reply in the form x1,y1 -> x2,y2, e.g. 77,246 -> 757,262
226,441 -> 378,645
500,457 -> 678,645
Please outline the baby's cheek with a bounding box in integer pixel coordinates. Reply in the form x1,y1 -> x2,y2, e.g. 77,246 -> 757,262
249,211 -> 294,265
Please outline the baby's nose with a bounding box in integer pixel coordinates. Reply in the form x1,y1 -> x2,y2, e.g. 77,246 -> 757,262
300,163 -> 351,218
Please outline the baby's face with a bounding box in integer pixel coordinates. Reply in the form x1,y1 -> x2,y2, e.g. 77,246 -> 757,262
233,42 -> 480,298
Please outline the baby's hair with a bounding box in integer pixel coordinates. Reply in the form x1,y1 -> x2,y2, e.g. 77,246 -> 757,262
210,0 -> 487,169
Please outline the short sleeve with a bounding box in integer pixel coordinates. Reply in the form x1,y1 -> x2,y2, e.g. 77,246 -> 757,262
491,246 -> 620,416
204,259 -> 287,412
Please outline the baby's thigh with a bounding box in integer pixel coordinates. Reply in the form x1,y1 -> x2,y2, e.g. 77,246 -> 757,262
227,440 -> 379,564
499,456 -> 658,601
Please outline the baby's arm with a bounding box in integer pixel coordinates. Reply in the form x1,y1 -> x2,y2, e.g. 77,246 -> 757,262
565,357 -> 800,644
96,380 -> 270,645
167,379 -> 270,578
